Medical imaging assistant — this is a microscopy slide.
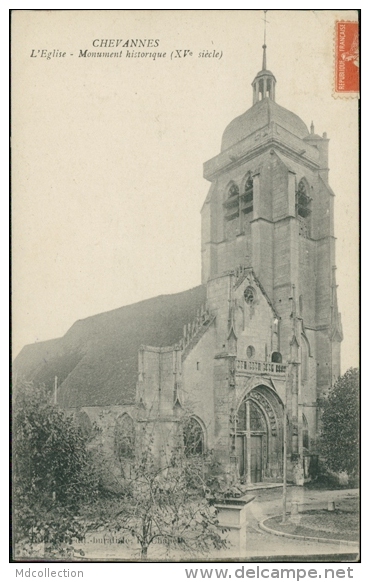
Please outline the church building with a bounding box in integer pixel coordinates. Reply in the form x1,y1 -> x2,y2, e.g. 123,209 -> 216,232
15,45 -> 343,486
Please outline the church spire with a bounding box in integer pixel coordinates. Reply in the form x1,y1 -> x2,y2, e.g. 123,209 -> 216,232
251,10 -> 276,104
262,10 -> 267,70
262,44 -> 267,70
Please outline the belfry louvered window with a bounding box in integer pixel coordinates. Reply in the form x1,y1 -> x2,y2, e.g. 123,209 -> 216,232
223,183 -> 240,221
223,176 -> 253,223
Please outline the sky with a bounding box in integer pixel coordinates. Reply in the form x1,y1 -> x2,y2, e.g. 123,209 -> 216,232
11,9 -> 359,373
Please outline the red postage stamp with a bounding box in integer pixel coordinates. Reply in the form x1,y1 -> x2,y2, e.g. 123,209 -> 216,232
335,21 -> 359,94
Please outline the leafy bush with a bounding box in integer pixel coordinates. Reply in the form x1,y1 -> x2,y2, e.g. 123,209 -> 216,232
13,380 -> 100,556
320,368 -> 359,478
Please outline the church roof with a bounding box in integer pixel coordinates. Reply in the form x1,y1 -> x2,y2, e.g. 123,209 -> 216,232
221,98 -> 309,152
14,285 -> 207,408
254,69 -> 276,80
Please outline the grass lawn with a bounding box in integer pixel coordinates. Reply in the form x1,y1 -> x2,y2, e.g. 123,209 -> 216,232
264,499 -> 359,542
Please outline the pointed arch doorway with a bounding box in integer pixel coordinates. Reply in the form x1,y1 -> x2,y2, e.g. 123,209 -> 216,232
235,385 -> 283,483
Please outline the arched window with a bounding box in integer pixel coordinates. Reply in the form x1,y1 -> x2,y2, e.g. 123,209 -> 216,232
114,414 -> 135,462
296,179 -> 311,219
271,351 -> 282,364
183,417 -> 204,456
241,175 -> 253,215
223,176 -> 254,237
258,79 -> 264,99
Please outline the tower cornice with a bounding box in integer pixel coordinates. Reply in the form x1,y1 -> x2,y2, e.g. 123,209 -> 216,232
204,133 -> 320,182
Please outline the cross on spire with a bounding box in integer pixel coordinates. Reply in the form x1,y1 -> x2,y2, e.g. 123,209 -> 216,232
251,10 -> 276,104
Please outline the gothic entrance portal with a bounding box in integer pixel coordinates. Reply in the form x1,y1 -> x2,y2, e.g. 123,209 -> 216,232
235,385 -> 283,483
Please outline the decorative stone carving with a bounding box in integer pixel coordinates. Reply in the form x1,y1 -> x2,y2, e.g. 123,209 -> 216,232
249,389 -> 279,436
229,358 -> 236,388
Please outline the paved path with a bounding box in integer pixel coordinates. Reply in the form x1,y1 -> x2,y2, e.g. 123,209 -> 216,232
75,488 -> 359,561
237,487 -> 359,560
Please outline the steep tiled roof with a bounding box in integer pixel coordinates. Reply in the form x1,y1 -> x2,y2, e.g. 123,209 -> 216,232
14,285 -> 207,408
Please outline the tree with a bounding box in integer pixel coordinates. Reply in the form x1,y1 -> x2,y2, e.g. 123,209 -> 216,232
13,380 -> 100,557
85,410 -> 228,561
91,450 -> 226,560
13,386 -> 227,560
320,368 -> 359,477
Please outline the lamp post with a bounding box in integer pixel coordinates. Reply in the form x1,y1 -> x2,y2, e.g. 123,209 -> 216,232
282,365 -> 288,524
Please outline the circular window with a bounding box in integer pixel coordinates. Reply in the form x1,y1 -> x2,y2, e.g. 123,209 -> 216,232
247,345 -> 255,359
244,286 -> 255,305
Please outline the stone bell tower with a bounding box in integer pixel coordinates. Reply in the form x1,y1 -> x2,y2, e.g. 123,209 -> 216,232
200,40 -> 342,481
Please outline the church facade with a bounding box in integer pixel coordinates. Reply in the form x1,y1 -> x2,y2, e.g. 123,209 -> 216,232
134,52 -> 343,485
15,49 -> 343,486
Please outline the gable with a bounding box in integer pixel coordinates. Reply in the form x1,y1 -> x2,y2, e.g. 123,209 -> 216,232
233,270 -> 278,362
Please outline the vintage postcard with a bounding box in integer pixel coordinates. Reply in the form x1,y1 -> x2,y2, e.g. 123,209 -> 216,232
11,10 -> 359,566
